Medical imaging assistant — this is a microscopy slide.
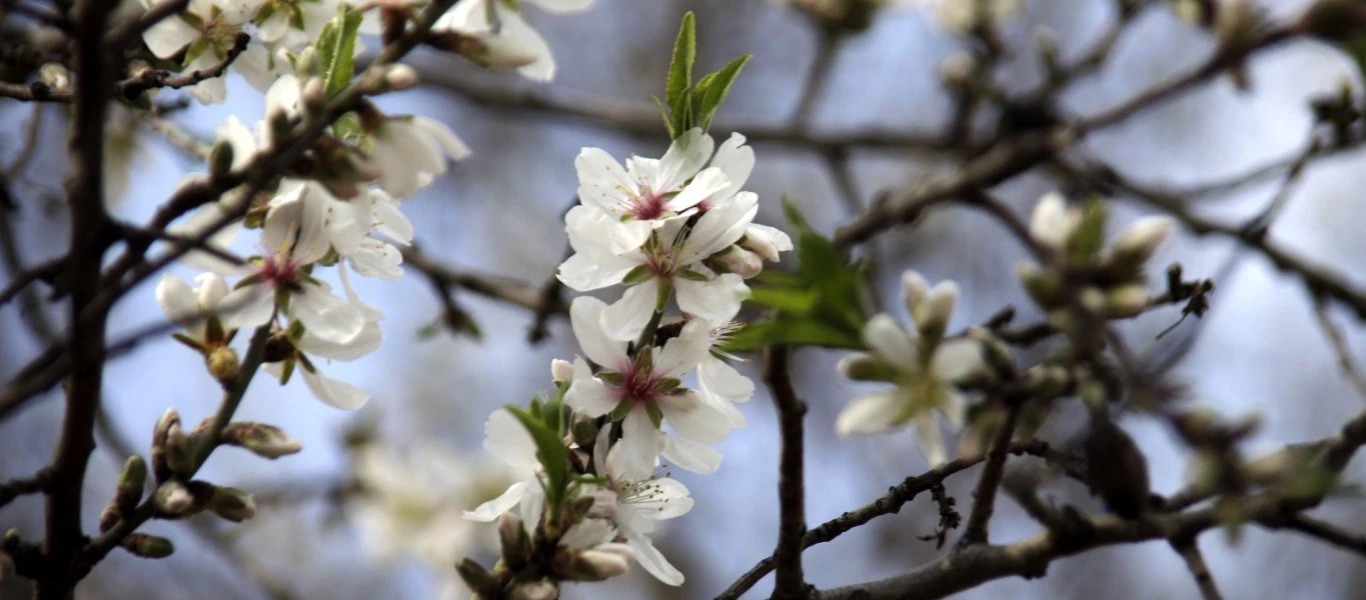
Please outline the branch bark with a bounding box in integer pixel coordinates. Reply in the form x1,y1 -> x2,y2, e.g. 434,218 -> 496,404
764,345 -> 809,599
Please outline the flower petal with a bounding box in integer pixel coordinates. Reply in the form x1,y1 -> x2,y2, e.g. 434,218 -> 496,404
625,531 -> 684,586
675,273 -> 747,326
462,480 -> 528,522
835,390 -> 902,436
913,413 -> 948,467
300,366 -> 369,410
661,436 -> 721,474
570,296 -> 629,367
930,338 -> 983,382
600,279 -> 658,342
861,314 -> 918,371
565,375 -> 618,418
658,391 -> 729,444
654,319 -> 710,378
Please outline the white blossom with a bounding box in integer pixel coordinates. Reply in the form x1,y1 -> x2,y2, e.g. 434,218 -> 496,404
835,272 -> 984,467
141,0 -> 275,103
434,0 -> 594,82
362,116 -> 471,198
563,297 -> 730,475
573,128 -> 732,254
155,272 -> 231,341
586,427 -> 693,586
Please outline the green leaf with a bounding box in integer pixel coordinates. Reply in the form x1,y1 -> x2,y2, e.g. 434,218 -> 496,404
747,286 -> 820,315
724,319 -> 864,352
651,95 -> 674,138
315,6 -> 364,98
665,12 -> 696,137
692,54 -> 750,132
505,406 -> 570,509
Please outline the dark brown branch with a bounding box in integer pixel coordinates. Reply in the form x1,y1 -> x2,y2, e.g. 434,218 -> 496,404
1283,514 -> 1366,556
956,402 -> 1023,547
716,439 -> 1062,600
1169,535 -> 1223,600
764,346 -> 809,599
40,0 -> 114,593
0,468 -> 51,508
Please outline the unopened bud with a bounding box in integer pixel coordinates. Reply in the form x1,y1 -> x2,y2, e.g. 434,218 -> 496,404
1078,286 -> 1107,314
208,138 -> 235,178
1110,216 -> 1174,268
151,408 -> 181,481
155,481 -> 197,516
901,270 -> 929,311
115,455 -> 148,513
296,46 -> 321,77
442,31 -> 538,70
206,345 -> 240,386
571,417 -> 599,448
165,422 -> 194,478
266,105 -> 292,146
1029,192 -> 1078,250
739,225 -> 791,263
499,513 -> 532,570
510,580 -> 559,600
220,422 -> 302,458
455,558 -> 500,597
301,77 -> 327,115
38,62 -> 69,90
555,547 -> 632,581
550,359 -> 574,383
1017,262 -> 1064,310
709,245 -> 763,278
121,533 -> 175,559
1023,364 -> 1071,398
913,281 -> 958,342
383,64 -> 419,91
1105,284 -> 1150,318
99,503 -> 121,533
836,353 -> 892,382
207,486 -> 257,522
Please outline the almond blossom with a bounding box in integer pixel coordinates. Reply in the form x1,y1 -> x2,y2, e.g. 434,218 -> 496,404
140,0 -> 277,103
563,297 -> 730,476
573,128 -> 731,254
587,427 -> 693,585
432,0 -> 594,81
835,271 -> 984,466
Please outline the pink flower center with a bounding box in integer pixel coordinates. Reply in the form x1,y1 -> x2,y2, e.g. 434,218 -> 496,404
616,363 -> 662,406
258,253 -> 301,288
630,191 -> 666,221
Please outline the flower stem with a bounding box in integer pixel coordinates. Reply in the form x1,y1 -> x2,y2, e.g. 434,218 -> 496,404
634,309 -> 665,353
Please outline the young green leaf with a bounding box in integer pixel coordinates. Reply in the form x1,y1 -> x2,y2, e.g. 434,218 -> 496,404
666,11 -> 696,136
316,6 -> 364,98
505,406 -> 570,508
692,54 -> 751,132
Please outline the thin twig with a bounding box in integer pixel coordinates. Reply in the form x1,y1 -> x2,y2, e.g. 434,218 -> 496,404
1283,514 -> 1366,556
956,401 -> 1022,547
1169,535 -> 1223,600
1311,297 -> 1366,401
0,468 -> 51,508
764,346 -> 808,599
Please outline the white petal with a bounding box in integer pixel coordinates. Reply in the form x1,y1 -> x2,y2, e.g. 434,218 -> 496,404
556,251 -> 635,292
300,366 -> 369,410
570,296 -> 629,368
655,128 -> 714,191
663,167 -> 728,214
232,43 -> 277,92
219,285 -> 274,331
699,356 -> 754,404
370,191 -> 414,244
661,436 -> 721,474
633,478 -> 693,520
619,408 -> 664,477
939,386 -> 967,428
607,220 -> 655,255
605,436 -> 654,483
347,240 -> 404,280
194,272 -> 230,308
835,390 -> 903,436
518,481 -> 546,532
675,274 -> 747,326
861,314 -> 918,371
574,148 -> 636,217
1029,192 -> 1076,249
913,413 -> 947,467
677,191 -> 756,264
143,18 -> 201,58
709,133 -> 755,199
658,392 -> 729,444
291,285 -> 366,345
526,0 -> 594,13
930,338 -> 983,382
626,532 -> 684,586
414,116 -> 472,161
565,376 -> 618,418
654,319 -> 710,378
600,279 -> 659,342
484,409 -> 540,474
156,273 -> 198,323
463,480 -> 528,522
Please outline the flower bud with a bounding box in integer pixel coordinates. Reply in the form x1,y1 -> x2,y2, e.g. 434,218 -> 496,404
301,77 -> 327,116
154,481 -> 197,516
266,104 -> 292,146
99,503 -> 121,533
151,408 -> 181,481
121,533 -> 175,559
1029,192 -> 1078,250
499,513 -> 532,571
739,225 -> 791,263
38,62 -> 69,90
1105,284 -> 1150,318
1022,364 -> 1071,398
1017,262 -> 1064,310
913,281 -> 958,342
455,558 -> 501,597
550,359 -> 574,383
165,422 -> 195,479
454,33 -> 539,70
115,455 -> 147,513
837,353 -> 893,382
208,138 -> 235,178
510,580 -> 559,600
383,64 -> 419,91
220,422 -> 302,459
296,47 -> 321,77
206,345 -> 240,387
1110,216 -> 1174,268
554,547 -> 632,581
709,246 -> 763,279
901,270 -> 929,311
1078,286 -> 1107,314
207,486 -> 257,522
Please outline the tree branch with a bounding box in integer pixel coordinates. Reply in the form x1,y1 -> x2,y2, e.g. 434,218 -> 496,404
1283,514 -> 1366,556
764,345 -> 809,599
1169,535 -> 1223,600
956,401 -> 1022,547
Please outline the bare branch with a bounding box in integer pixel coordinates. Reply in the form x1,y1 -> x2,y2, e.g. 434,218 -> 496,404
1169,536 -> 1223,600
764,346 -> 809,599
0,468 -> 51,508
956,402 -> 1023,547
1283,514 -> 1366,556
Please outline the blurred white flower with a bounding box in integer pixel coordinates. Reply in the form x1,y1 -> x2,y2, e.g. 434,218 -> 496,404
140,0 -> 275,103
835,272 -> 983,467
903,0 -> 1023,34
155,272 -> 231,341
434,0 -> 594,81
587,427 -> 693,586
362,115 -> 471,198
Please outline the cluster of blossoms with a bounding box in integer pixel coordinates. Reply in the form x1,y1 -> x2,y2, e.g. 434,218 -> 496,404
461,129 -> 791,589
834,193 -> 1175,467
154,0 -> 595,408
